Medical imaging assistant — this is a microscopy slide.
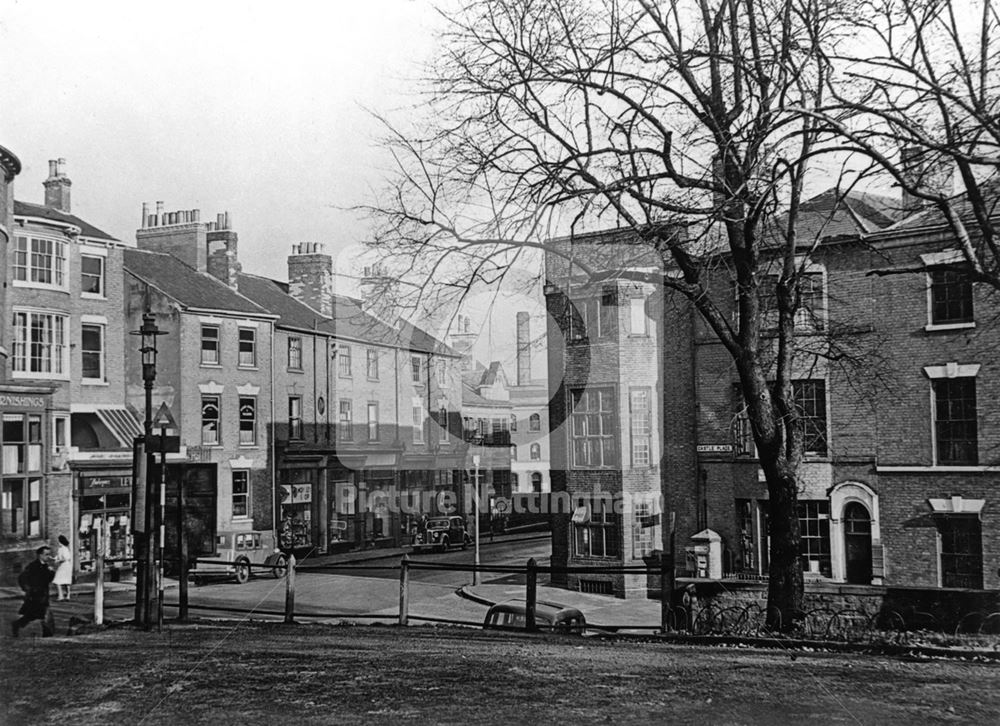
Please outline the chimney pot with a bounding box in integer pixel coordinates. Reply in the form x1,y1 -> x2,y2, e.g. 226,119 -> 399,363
141,203 -> 149,229
193,209 -> 201,222
47,160 -> 57,177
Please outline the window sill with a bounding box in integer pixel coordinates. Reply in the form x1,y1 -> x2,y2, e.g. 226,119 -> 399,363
80,292 -> 106,301
11,371 -> 69,381
287,367 -> 304,374
12,280 -> 69,293
200,363 -> 223,369
81,379 -> 109,386
238,443 -> 259,449
924,322 -> 975,332
237,365 -> 259,371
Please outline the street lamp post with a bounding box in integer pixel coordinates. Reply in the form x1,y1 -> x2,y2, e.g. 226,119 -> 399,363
131,312 -> 164,630
472,454 -> 481,586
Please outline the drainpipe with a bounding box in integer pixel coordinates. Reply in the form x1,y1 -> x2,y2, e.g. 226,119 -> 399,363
270,321 -> 277,534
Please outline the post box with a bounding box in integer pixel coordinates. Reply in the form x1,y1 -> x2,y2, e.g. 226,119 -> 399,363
684,528 -> 723,579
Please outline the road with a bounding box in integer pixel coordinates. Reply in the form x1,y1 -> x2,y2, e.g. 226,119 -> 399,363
1,536 -> 552,632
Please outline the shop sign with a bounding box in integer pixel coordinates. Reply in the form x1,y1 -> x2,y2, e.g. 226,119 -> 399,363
81,475 -> 133,490
0,394 -> 46,410
280,484 -> 312,503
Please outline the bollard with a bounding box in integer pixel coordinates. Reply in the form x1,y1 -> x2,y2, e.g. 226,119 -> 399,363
94,524 -> 104,626
284,554 -> 296,623
398,554 -> 410,626
525,557 -> 537,632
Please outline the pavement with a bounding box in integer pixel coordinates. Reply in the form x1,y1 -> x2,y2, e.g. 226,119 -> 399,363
0,530 -> 667,631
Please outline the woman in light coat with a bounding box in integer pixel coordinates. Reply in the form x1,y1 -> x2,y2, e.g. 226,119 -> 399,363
53,534 -> 73,600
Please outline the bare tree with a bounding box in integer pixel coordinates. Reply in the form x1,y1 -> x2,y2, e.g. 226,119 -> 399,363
363,0 -> 862,630
819,0 -> 1000,285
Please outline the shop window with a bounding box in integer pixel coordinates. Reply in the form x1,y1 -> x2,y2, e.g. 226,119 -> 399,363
339,400 -> 352,442
238,328 -> 256,368
529,413 -> 541,432
798,500 -> 831,577
81,323 -> 105,381
201,325 -> 220,365
929,269 -> 973,326
239,397 -> 257,446
570,388 -> 617,468
1,413 -> 43,541
933,377 -> 977,465
80,254 -> 104,296
12,310 -> 67,377
936,515 -> 983,588
366,348 -> 379,380
232,470 -> 250,518
201,396 -> 220,445
339,345 -> 352,377
279,471 -> 313,549
287,336 -> 302,370
289,397 -> 303,440
573,498 -> 620,558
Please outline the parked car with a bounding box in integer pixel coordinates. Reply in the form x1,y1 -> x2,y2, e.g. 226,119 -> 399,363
483,599 -> 587,634
412,516 -> 471,553
189,530 -> 287,585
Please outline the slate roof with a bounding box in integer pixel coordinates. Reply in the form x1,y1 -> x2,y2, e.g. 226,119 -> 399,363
14,200 -> 118,242
884,178 -> 1000,232
396,318 -> 460,357
478,361 -> 508,388
236,273 -> 328,331
461,380 -> 512,408
123,248 -> 271,316
762,188 -> 900,246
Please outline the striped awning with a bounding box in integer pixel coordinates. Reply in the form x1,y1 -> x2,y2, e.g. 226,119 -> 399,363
94,406 -> 143,448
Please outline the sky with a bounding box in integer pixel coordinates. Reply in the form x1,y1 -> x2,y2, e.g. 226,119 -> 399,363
0,0 -> 440,280
0,0 -> 546,375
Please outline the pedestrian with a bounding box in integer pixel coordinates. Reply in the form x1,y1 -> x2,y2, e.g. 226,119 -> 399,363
53,534 -> 73,600
11,545 -> 56,638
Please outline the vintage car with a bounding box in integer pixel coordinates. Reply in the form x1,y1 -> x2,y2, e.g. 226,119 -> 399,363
411,515 -> 472,553
483,599 -> 587,634
189,530 -> 288,585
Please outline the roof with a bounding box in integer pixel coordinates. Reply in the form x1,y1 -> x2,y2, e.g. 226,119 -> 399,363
124,248 -> 272,316
236,273 -> 328,330
14,200 -> 118,242
884,178 -> 1000,233
478,361 -> 508,387
396,318 -> 460,357
462,381 -> 512,408
762,188 -> 900,246
314,295 -> 407,349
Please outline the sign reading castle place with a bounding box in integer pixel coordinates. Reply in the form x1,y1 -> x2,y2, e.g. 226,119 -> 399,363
0,394 -> 47,410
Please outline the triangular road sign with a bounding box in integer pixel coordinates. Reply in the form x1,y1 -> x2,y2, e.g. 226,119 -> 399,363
153,402 -> 177,429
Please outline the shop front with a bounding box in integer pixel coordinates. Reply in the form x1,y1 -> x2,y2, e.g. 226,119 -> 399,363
76,470 -> 133,578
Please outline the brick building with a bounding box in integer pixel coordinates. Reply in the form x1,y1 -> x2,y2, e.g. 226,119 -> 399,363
2,157 -> 136,584
546,187 -> 1000,598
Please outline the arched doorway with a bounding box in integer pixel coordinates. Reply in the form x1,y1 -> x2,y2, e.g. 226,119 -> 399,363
843,502 -> 872,584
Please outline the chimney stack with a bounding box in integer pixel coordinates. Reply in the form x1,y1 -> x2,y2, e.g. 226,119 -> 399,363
288,242 -> 334,317
516,312 -> 531,386
43,157 -> 71,213
206,212 -> 241,290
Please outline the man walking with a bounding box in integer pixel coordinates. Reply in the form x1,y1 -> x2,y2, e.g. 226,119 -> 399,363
11,545 -> 56,637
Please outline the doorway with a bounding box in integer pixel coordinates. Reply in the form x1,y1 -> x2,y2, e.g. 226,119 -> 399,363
843,502 -> 872,584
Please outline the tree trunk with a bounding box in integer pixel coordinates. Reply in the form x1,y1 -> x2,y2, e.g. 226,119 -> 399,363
764,467 -> 803,632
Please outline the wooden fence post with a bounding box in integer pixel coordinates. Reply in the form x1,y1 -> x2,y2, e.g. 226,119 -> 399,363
525,557 -> 537,632
284,554 -> 297,623
398,554 -> 410,626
